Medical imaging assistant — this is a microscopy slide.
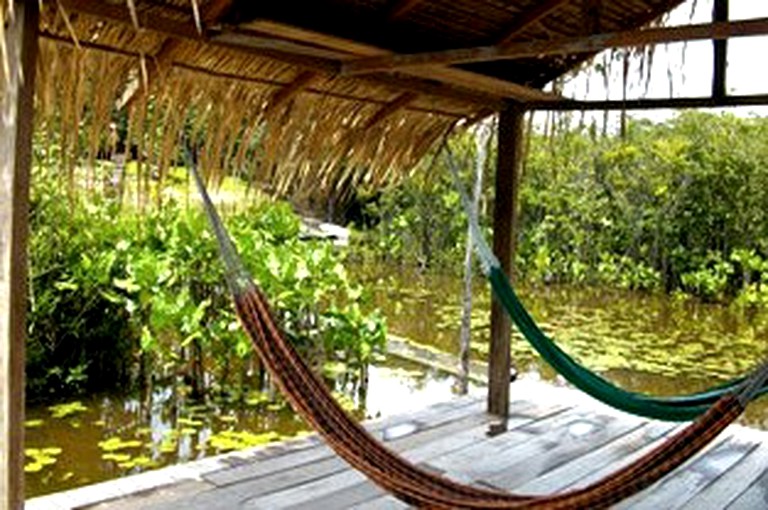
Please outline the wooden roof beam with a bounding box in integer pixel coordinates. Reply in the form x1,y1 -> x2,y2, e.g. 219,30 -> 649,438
58,0 -> 518,109
263,70 -> 322,116
496,0 -> 571,46
118,0 -> 235,110
342,17 -> 768,74
39,31 -> 472,119
386,0 -> 425,21
373,0 -> 567,121
362,91 -> 419,130
257,0 -> 423,113
526,94 -> 768,111
341,92 -> 419,149
241,20 -> 558,103
200,0 -> 236,25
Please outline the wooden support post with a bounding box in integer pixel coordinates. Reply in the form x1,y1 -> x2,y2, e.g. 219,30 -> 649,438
1,2 -> 39,508
713,0 -> 728,99
487,107 -> 524,418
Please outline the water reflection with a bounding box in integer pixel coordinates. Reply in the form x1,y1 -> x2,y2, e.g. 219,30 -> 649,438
353,265 -> 768,429
25,264 -> 768,498
24,358 -> 470,498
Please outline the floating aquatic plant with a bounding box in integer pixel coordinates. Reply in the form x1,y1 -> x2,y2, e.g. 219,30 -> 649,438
48,401 -> 87,419
101,453 -> 131,463
24,447 -> 62,473
177,417 -> 204,428
116,455 -> 155,470
205,430 -> 280,452
98,437 -> 143,452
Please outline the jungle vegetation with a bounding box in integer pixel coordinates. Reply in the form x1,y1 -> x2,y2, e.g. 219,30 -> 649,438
27,154 -> 386,400
354,112 -> 768,307
27,110 -> 768,400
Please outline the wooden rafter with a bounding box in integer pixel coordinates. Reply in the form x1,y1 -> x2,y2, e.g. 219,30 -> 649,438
120,0 -> 235,110
526,94 -> 768,111
496,0 -> 571,46
583,0 -> 603,35
259,0 -> 425,117
341,16 -> 768,75
386,0 -> 425,20
40,32 -> 470,118
200,0 -> 235,24
364,0 -> 567,122
263,71 -> 322,116
241,20 -> 558,103
57,0 -> 521,108
338,92 -> 419,150
362,91 -> 419,131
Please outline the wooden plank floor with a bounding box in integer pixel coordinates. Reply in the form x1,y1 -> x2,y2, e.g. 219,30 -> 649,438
26,381 -> 768,509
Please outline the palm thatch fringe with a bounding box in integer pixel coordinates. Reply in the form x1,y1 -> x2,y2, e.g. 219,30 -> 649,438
32,4 -> 478,202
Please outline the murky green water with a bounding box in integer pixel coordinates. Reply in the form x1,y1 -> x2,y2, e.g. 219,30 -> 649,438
24,358 -> 476,498
356,265 -> 768,429
25,264 -> 768,498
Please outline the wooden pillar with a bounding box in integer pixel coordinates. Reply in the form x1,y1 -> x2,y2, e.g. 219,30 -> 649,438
487,107 -> 524,418
1,2 -> 39,508
712,0 -> 728,99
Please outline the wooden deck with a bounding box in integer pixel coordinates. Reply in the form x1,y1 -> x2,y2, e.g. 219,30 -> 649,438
26,381 -> 768,509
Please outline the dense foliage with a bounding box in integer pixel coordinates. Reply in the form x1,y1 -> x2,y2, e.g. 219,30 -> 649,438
355,112 -> 768,306
27,165 -> 386,400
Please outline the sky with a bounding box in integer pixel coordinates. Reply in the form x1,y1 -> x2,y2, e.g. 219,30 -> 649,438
558,0 -> 768,121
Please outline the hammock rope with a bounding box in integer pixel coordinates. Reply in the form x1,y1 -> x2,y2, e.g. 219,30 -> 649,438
443,142 -> 768,421
187,150 -> 768,508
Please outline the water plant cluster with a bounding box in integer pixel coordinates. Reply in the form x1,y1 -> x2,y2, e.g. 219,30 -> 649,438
355,112 -> 768,306
27,161 -> 386,400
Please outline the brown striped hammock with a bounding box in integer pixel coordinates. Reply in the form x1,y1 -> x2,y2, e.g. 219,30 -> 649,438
189,158 -> 768,509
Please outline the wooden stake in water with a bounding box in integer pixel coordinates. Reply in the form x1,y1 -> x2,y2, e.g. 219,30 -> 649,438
458,123 -> 492,394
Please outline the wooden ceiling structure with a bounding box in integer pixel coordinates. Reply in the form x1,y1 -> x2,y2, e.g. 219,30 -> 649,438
4,1 -> 768,507
40,0 -> 768,116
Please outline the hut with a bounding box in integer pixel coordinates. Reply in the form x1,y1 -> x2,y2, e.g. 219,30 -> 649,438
2,0 -> 768,507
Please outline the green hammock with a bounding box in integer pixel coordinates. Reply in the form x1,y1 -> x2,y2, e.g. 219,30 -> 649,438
445,145 -> 767,422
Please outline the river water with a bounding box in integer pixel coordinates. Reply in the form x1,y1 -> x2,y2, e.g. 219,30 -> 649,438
24,265 -> 768,498
358,266 -> 768,428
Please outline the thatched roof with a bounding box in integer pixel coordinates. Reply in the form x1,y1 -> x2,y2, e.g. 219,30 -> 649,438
4,0 -> 686,195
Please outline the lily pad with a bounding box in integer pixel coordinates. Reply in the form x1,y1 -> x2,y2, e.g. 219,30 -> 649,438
24,446 -> 62,473
177,417 -> 203,428
207,430 -> 280,452
117,455 -> 155,469
49,401 -> 88,419
102,453 -> 131,463
245,392 -> 270,406
159,439 -> 177,454
98,437 -> 143,452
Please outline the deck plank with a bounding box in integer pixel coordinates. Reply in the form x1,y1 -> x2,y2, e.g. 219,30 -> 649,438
681,433 -> 768,510
480,412 -> 647,490
615,434 -> 758,510
514,420 -> 677,495
723,465 -> 768,509
204,395 -> 486,487
235,402 -> 569,508
349,496 -> 408,510
564,422 -> 688,490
